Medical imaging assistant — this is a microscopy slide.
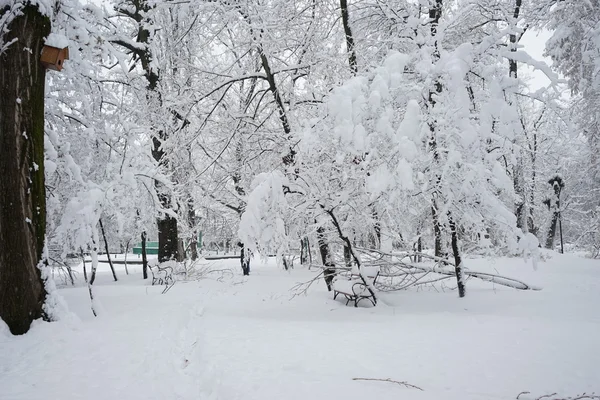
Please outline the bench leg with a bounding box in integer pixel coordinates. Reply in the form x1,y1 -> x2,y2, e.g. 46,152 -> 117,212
345,295 -> 352,306
333,291 -> 339,300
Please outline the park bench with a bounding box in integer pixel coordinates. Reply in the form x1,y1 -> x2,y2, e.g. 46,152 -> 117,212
332,266 -> 380,307
149,264 -> 174,286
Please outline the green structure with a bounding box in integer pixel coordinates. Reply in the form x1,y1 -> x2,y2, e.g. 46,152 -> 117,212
132,233 -> 202,255
133,241 -> 158,255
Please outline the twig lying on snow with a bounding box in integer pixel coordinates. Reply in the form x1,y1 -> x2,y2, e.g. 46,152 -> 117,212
517,392 -> 600,400
352,377 -> 423,391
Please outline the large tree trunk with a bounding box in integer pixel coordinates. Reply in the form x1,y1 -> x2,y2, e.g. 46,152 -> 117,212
0,4 -> 50,335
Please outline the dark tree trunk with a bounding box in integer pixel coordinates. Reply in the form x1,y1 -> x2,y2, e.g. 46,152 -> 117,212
417,235 -> 423,263
239,243 -> 250,275
98,219 -> 117,281
141,231 -> 148,279
370,208 -> 381,249
81,250 -> 88,282
317,226 -> 336,291
324,208 -> 377,304
340,0 -> 358,74
449,215 -> 466,298
509,0 -> 528,233
0,4 -> 50,335
300,237 -> 311,265
432,204 -> 443,257
89,232 -> 97,285
115,1 -> 179,264
545,213 -> 558,249
177,238 -> 185,262
558,211 -> 564,254
428,0 -> 444,258
545,176 -> 564,250
343,245 -> 352,268
300,238 -> 307,265
188,198 -> 198,261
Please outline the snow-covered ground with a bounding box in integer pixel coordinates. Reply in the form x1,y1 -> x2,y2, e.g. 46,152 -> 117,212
1,252 -> 599,400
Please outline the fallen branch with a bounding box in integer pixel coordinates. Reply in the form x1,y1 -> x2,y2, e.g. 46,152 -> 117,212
517,392 -> 600,400
357,247 -> 541,291
352,377 -> 423,391
291,270 -> 324,298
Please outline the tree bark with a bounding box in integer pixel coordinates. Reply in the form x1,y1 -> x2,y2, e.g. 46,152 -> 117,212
188,197 -> 198,261
317,226 -> 336,291
509,0 -> 529,233
141,231 -> 148,279
428,0 -> 444,258
449,214 -> 466,298
340,0 -> 358,74
0,4 -> 50,335
123,239 -> 130,275
115,1 -> 179,263
98,219 -> 117,281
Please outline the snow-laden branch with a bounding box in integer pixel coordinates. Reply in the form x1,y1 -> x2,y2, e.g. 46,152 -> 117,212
357,248 -> 542,291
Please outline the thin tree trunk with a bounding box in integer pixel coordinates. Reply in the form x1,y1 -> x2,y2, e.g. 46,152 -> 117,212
300,238 -> 306,265
0,4 -> 51,335
88,232 -> 99,317
188,197 -> 198,261
141,231 -> 148,279
432,204 -> 443,257
323,208 -> 377,303
509,0 -> 528,232
558,211 -> 564,254
81,249 -> 88,283
449,214 -> 466,298
99,219 -> 117,281
66,265 -> 75,286
123,239 -> 130,275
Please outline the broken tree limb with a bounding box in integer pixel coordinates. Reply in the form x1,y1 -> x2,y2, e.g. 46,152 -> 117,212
356,247 -> 542,291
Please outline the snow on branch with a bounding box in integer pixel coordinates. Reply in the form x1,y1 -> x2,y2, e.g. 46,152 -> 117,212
357,248 -> 542,291
239,171 -> 290,260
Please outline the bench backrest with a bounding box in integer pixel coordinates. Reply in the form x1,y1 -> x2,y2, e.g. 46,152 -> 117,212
361,266 -> 380,279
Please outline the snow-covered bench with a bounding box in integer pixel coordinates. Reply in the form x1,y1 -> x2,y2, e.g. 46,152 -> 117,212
332,266 -> 379,307
149,264 -> 174,286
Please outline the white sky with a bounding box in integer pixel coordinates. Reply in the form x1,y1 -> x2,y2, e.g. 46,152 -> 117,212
520,29 -> 554,91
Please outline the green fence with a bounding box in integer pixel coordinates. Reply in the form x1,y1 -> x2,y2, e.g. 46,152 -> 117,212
132,241 -> 158,255
132,233 -> 202,255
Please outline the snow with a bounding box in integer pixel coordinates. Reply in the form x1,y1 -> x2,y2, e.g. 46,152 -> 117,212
1,253 -> 599,400
45,33 -> 69,49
